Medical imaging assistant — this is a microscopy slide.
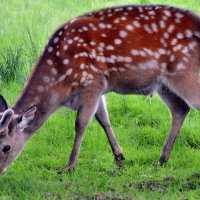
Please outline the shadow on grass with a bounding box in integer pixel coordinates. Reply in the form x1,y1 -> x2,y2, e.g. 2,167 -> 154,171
1,171 -> 200,199
124,173 -> 200,194
66,173 -> 200,199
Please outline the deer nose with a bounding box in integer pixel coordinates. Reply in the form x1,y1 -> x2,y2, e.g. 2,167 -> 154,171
2,145 -> 11,153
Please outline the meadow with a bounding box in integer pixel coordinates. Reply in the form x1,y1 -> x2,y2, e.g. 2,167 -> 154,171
0,0 -> 200,199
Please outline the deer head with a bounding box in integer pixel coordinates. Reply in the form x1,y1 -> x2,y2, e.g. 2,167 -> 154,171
0,95 -> 37,175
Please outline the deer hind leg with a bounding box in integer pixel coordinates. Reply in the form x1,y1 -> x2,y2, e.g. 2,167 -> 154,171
95,95 -> 124,167
157,85 -> 190,165
167,71 -> 200,111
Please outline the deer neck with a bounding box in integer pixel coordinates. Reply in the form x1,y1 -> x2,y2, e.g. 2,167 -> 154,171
12,60 -> 71,135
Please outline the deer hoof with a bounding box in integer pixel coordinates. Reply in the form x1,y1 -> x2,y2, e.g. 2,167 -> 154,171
115,153 -> 125,168
57,165 -> 75,174
159,156 -> 168,166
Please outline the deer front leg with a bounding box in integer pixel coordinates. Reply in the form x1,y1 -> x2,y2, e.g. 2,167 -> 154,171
95,96 -> 124,167
58,90 -> 101,173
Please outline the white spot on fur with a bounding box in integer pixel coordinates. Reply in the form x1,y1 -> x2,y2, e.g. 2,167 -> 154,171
177,63 -> 185,70
182,46 -> 189,55
121,16 -> 127,21
131,49 -> 140,56
133,21 -> 141,28
59,31 -> 63,36
148,11 -> 156,15
161,15 -> 168,21
88,74 -> 94,79
114,18 -> 120,24
164,33 -> 169,39
126,24 -> 134,31
106,45 -> 115,50
37,85 -> 45,93
48,47 -> 53,53
175,13 -> 184,19
106,24 -> 112,29
80,64 -> 85,69
194,31 -> 200,38
66,68 -> 72,75
47,59 -> 53,65
43,76 -> 50,83
144,24 -> 153,33
67,39 -> 73,44
99,23 -> 106,29
101,33 -> 107,38
159,20 -> 166,29
119,30 -> 127,38
163,10 -> 171,17
74,37 -> 79,41
143,48 -> 154,56
175,18 -> 181,23
168,25 -> 175,33
63,45 -> 68,50
90,64 -> 98,72
177,33 -> 184,39
80,77 -> 86,84
92,27 -> 97,31
99,42 -> 105,48
72,82 -> 79,87
82,26 -> 88,31
56,51 -> 60,57
171,38 -> 178,45
82,71 -> 88,77
170,55 -> 175,62
51,68 -> 57,75
138,7 -> 143,13
138,60 -> 158,70
63,59 -> 69,65
127,6 -> 133,11
90,41 -> 96,46
151,23 -> 158,32
154,52 -> 160,59
158,48 -> 166,55
185,29 -> 193,38
188,42 -> 197,50
173,44 -> 183,51
114,39 -> 122,45
54,37 -> 59,44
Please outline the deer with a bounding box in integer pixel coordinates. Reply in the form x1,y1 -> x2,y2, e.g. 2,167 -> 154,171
0,4 -> 200,176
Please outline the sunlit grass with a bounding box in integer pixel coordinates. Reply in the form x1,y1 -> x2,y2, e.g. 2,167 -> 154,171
0,0 -> 200,199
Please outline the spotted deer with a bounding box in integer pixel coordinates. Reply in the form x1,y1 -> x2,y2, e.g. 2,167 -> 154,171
0,4 -> 200,175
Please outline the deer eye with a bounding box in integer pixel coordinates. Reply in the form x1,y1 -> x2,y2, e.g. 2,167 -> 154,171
2,145 -> 11,153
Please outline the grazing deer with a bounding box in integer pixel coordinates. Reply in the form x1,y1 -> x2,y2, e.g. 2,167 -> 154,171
0,4 -> 200,175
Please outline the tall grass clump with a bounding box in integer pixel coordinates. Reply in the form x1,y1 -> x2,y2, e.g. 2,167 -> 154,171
0,29 -> 40,85
0,46 -> 25,84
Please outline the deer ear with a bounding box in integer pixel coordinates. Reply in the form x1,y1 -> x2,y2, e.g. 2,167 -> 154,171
18,106 -> 37,129
0,95 -> 8,112
0,109 -> 14,133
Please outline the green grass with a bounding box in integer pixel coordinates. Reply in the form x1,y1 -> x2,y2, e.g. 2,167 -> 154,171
0,0 -> 200,199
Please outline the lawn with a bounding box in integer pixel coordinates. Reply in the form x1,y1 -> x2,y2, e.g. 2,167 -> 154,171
0,0 -> 200,199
